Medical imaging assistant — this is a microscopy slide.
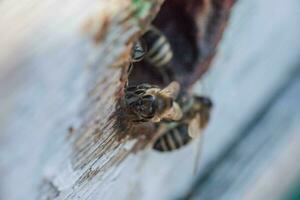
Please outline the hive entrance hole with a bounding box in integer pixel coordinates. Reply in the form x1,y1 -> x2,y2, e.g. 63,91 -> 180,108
128,0 -> 202,88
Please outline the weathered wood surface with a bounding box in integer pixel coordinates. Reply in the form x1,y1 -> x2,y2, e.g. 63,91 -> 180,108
1,0 -> 300,200
0,0 -> 165,199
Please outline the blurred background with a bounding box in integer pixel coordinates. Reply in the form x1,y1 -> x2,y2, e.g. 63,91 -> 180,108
0,0 -> 300,200
191,0 -> 300,198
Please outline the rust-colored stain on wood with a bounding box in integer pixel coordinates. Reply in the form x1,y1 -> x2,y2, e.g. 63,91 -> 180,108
65,0 -> 164,175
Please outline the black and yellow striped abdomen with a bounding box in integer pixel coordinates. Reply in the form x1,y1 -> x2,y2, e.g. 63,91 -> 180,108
142,26 -> 173,67
153,124 -> 192,152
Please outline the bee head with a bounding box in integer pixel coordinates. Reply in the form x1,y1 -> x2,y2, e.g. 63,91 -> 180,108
193,96 -> 213,111
134,94 -> 156,119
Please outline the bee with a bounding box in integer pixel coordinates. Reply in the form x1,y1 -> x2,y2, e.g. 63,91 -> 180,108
124,81 -> 183,123
153,96 -> 212,151
128,26 -> 173,82
142,25 -> 173,68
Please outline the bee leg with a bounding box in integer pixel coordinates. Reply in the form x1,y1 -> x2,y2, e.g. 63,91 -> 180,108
124,63 -> 134,87
127,62 -> 134,76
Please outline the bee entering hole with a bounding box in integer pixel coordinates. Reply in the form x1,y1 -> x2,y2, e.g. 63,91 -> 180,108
127,0 -> 229,88
128,0 -> 202,88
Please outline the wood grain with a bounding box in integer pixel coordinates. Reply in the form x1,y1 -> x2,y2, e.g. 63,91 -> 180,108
0,0 -> 164,199
1,0 -> 299,200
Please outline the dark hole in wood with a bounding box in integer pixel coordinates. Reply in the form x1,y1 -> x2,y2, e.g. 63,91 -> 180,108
116,0 -> 234,144
127,0 -> 232,87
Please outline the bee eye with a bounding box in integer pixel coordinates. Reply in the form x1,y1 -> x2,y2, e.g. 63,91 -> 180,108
201,98 -> 213,108
141,97 -> 154,107
194,96 -> 213,109
142,95 -> 154,101
131,40 -> 147,62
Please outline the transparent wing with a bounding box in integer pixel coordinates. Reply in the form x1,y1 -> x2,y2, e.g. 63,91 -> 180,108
162,102 -> 183,121
160,81 -> 180,99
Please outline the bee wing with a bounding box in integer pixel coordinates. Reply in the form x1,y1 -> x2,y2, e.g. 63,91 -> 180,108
160,81 -> 180,99
188,114 -> 202,138
162,102 -> 183,121
151,116 -> 161,123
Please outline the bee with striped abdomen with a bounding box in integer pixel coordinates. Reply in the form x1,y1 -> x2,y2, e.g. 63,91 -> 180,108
153,95 -> 212,152
142,25 -> 173,68
124,81 -> 183,123
128,26 -> 173,82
